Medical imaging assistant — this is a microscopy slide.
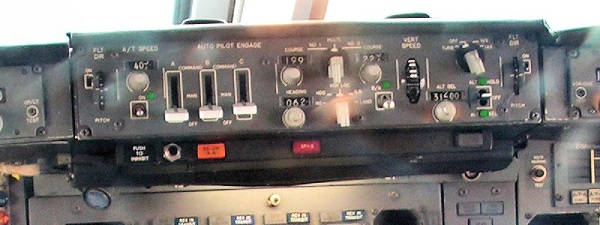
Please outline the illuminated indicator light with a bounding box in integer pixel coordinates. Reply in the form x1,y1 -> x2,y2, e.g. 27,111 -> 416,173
197,143 -> 226,159
479,110 -> 490,118
293,140 -> 321,155
381,81 -> 392,89
0,210 -> 9,225
477,77 -> 488,85
146,91 -> 156,100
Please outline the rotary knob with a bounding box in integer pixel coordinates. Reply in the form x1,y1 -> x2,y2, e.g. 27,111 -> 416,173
280,67 -> 303,86
126,71 -> 150,92
456,43 -> 485,75
282,107 -> 306,128
359,63 -> 382,83
433,100 -> 457,122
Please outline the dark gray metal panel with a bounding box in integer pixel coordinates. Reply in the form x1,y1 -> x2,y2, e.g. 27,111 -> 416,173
517,140 -> 600,225
70,22 -> 543,140
542,47 -> 570,122
516,140 -> 555,225
29,183 -> 442,225
443,182 -> 516,225
0,66 -> 45,140
8,178 -> 28,225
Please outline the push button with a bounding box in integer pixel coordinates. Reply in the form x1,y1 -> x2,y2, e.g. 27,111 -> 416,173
468,218 -> 492,225
197,143 -> 226,159
481,201 -> 504,215
457,202 -> 481,216
264,213 -> 287,225
293,140 -> 321,155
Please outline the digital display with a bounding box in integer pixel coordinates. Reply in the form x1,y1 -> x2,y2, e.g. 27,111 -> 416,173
126,60 -> 156,70
281,55 -> 307,65
361,53 -> 387,62
282,96 -> 311,107
429,91 -> 465,101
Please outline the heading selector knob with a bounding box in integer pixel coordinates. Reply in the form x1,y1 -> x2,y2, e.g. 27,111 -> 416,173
282,107 -> 306,128
456,43 -> 485,75
359,63 -> 382,83
126,71 -> 150,92
281,67 -> 303,86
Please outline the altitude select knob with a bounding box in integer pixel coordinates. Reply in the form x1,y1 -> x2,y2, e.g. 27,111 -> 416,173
281,67 -> 303,86
126,71 -> 150,92
433,100 -> 457,122
359,63 -> 382,83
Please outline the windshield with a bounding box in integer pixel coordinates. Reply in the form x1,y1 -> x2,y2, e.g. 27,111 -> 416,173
0,0 -> 598,45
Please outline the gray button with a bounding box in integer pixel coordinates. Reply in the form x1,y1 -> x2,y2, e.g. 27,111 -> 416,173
320,211 -> 342,223
458,202 -> 481,216
468,218 -> 492,225
264,213 -> 287,225
209,216 -> 232,225
571,189 -> 589,204
481,202 -> 504,215
456,133 -> 484,148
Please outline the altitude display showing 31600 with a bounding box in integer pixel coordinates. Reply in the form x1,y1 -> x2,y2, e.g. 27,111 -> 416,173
429,91 -> 465,101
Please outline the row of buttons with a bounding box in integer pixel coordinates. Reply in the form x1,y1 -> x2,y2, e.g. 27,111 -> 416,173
457,201 -> 504,216
166,210 -> 365,225
129,139 -> 322,164
570,189 -> 600,204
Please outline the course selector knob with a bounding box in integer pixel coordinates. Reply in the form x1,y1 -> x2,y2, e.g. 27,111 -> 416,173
359,63 -> 382,83
282,107 -> 306,128
126,71 -> 150,92
281,67 -> 303,86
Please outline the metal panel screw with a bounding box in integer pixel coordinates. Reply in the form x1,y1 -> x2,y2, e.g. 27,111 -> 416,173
568,50 -> 579,58
555,194 -> 563,201
458,188 -> 468,196
491,187 -> 502,195
267,194 -> 281,207
32,65 -> 43,74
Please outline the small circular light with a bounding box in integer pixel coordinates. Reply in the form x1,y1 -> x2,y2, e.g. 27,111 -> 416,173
381,81 -> 392,89
477,77 -> 488,85
83,188 -> 111,210
0,210 -> 9,225
146,91 -> 156,100
479,110 -> 490,118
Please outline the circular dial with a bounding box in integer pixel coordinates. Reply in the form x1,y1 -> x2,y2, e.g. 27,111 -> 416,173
359,63 -> 382,83
282,107 -> 306,128
433,100 -> 457,122
280,67 -> 303,86
126,71 -> 150,92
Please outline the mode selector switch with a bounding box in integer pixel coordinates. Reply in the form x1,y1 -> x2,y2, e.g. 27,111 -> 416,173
457,43 -> 485,75
335,101 -> 350,127
328,56 -> 344,84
